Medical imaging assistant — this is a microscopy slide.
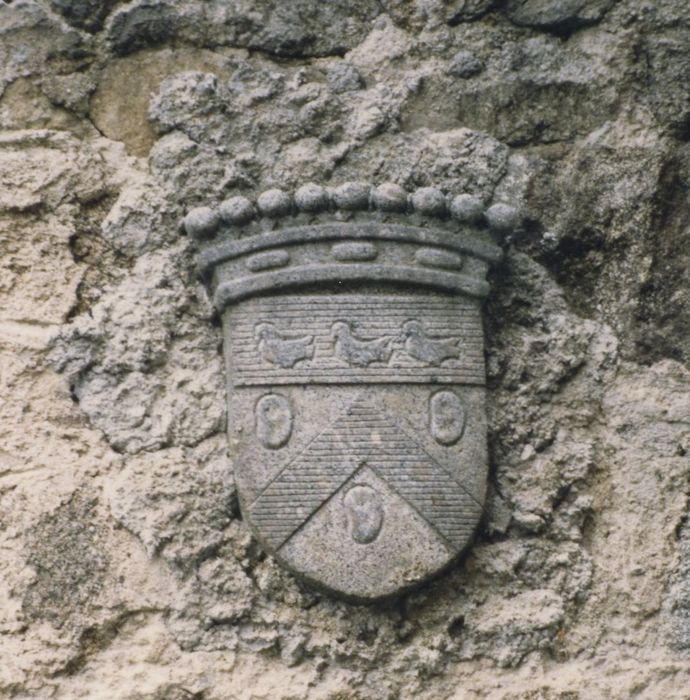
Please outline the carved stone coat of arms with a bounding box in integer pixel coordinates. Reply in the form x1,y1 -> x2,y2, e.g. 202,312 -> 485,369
185,182 -> 508,602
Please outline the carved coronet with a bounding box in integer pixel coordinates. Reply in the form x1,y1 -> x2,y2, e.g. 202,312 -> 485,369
196,223 -> 502,313
190,184 -> 508,602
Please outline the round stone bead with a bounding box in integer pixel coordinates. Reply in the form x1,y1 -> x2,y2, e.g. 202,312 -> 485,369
410,187 -> 446,216
294,183 -> 330,212
257,189 -> 293,217
332,182 -> 370,210
219,196 -> 256,225
485,202 -> 519,232
372,183 -> 408,212
450,194 -> 484,223
182,206 -> 220,239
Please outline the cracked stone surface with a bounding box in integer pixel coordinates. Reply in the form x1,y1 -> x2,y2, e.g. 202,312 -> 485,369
1,0 -> 690,698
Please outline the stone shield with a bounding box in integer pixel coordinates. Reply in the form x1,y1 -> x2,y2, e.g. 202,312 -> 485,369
192,192 -> 503,602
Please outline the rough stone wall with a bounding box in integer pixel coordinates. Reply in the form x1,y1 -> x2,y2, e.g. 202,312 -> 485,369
1,1 -> 689,698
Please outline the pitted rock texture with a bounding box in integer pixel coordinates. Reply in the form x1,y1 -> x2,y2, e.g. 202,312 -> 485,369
504,0 -> 616,34
1,0 -> 690,698
106,0 -> 383,58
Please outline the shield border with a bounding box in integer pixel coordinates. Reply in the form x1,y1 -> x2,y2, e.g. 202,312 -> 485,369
188,185 -> 505,601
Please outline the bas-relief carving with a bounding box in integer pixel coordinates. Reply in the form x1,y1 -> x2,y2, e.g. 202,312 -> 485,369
231,295 -> 485,385
343,484 -> 384,545
430,390 -> 467,446
255,394 -> 292,449
188,182 -> 511,602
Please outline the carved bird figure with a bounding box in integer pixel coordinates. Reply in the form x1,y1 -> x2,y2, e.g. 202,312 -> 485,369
254,323 -> 315,368
331,321 -> 395,367
401,320 -> 460,366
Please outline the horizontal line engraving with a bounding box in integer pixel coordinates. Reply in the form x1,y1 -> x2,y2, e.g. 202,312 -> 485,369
244,298 -> 471,304
235,326 -> 478,334
234,370 -> 484,379
237,368 -> 484,375
248,395 -> 482,552
235,379 -> 484,387
233,323 -> 483,328
234,354 -> 485,361
235,365 -> 485,372
235,322 -> 475,327
236,375 -> 483,380
232,330 -> 483,339
232,335 -> 484,346
234,312 -> 473,320
236,364 -> 485,370
234,354 -> 484,360
236,296 -> 475,303
233,302 -> 477,309
234,347 -> 483,356
234,359 -> 479,366
235,367 -> 484,372
232,316 -> 479,324
233,311 -> 479,316
235,373 -> 484,379
235,316 -> 475,323
234,356 -> 485,364
235,380 -> 484,387
229,294 -> 485,382
235,317 -> 476,324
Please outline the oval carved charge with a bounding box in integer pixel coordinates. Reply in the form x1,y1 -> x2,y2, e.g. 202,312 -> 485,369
343,484 -> 384,544
415,247 -> 463,270
429,390 -> 466,445
246,249 -> 290,272
332,241 -> 378,262
256,394 -> 293,449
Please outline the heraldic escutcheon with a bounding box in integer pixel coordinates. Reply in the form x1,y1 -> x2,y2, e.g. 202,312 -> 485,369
185,182 -> 509,602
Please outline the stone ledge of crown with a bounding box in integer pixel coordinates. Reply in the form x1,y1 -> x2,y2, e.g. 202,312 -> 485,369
181,182 -> 520,240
